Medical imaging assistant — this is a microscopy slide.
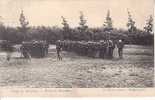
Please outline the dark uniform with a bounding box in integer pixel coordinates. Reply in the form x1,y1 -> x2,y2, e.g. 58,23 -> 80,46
99,41 -> 107,59
117,40 -> 124,59
4,41 -> 14,61
20,43 -> 31,59
107,40 -> 115,59
56,40 -> 62,60
87,42 -> 94,57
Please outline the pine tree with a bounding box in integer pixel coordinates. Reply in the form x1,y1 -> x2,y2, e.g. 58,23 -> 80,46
61,16 -> 71,40
78,11 -> 88,33
19,10 -> 29,29
77,12 -> 89,40
0,16 -> 6,40
19,10 -> 29,41
103,10 -> 113,32
126,10 -> 136,33
144,15 -> 153,34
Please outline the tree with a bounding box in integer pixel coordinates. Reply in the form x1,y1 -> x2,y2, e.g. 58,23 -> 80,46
19,10 -> 29,41
144,15 -> 153,34
126,10 -> 137,33
103,10 -> 113,32
77,11 -> 89,40
78,11 -> 88,33
61,16 -> 71,40
0,16 -> 6,40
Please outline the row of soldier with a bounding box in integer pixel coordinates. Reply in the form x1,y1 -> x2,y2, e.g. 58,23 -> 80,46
20,40 -> 49,58
0,40 -> 49,61
0,39 -> 124,61
56,39 -> 124,60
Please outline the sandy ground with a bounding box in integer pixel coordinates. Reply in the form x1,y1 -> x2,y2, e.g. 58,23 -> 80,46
0,45 -> 154,88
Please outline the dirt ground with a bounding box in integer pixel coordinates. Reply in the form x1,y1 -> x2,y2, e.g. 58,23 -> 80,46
0,45 -> 154,88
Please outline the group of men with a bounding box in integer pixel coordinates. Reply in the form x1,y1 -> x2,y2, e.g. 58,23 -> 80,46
20,40 -> 49,59
56,39 -> 124,60
0,39 -> 124,61
0,40 -> 14,61
99,39 -> 124,59
0,40 -> 49,61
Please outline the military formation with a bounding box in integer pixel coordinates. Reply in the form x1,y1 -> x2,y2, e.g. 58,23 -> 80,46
0,40 -> 14,61
20,40 -> 49,58
56,39 -> 124,60
0,40 -> 49,61
0,39 -> 124,61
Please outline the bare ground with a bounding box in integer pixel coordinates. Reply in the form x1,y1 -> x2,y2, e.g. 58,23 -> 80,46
0,45 -> 154,88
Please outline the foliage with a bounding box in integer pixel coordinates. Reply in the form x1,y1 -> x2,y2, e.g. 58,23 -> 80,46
0,11 -> 153,45
103,10 -> 113,32
18,10 -> 29,41
126,10 -> 137,33
77,12 -> 89,40
61,16 -> 72,40
144,15 -> 153,34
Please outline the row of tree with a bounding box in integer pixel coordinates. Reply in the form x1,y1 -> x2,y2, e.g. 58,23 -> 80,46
0,10 -> 153,45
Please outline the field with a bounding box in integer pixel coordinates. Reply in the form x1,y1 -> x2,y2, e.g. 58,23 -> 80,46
0,45 -> 154,88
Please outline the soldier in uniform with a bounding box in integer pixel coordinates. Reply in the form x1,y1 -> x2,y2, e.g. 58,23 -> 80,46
6,41 -> 13,61
107,40 -> 115,59
117,39 -> 124,59
87,42 -> 93,57
20,42 -> 31,60
45,41 -> 49,56
56,40 -> 62,60
99,40 -> 107,59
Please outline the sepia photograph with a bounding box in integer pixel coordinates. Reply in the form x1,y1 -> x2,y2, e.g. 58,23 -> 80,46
0,0 -> 154,91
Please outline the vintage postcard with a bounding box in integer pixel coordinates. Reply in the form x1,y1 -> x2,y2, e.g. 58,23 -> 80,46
0,0 -> 154,97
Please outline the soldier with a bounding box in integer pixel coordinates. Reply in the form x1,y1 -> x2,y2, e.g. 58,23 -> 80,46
44,41 -> 49,56
99,40 -> 107,59
117,39 -> 124,59
107,40 -> 115,59
5,41 -> 14,61
87,42 -> 93,57
20,42 -> 31,60
56,40 -> 62,60
83,42 -> 88,56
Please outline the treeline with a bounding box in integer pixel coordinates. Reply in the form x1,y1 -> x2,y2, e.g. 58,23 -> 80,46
0,10 -> 153,45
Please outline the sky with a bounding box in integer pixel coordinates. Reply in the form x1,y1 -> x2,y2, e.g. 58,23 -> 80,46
0,0 -> 154,29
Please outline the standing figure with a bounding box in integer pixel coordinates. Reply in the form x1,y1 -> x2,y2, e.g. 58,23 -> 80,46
107,40 -> 114,59
20,44 -> 31,60
5,41 -> 13,61
99,40 -> 107,59
117,39 -> 124,59
56,40 -> 62,60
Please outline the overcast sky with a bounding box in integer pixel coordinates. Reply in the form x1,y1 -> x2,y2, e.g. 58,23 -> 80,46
0,0 -> 154,29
